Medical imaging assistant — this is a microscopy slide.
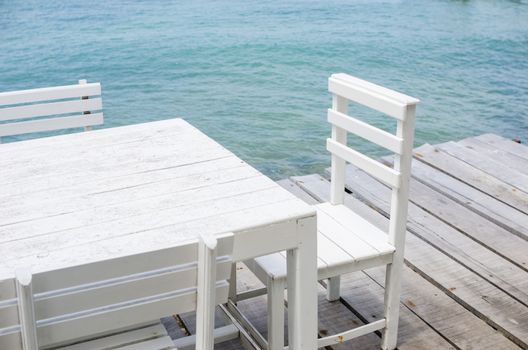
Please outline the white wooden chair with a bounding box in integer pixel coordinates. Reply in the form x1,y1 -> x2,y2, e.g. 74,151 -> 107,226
0,233 -> 234,350
0,80 -> 103,143
243,73 -> 419,349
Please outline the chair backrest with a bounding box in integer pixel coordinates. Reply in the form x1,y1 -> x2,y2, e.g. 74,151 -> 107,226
327,73 -> 419,248
0,80 -> 103,141
0,233 -> 234,350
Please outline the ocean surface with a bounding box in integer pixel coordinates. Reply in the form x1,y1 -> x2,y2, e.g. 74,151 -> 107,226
1,0 -> 527,179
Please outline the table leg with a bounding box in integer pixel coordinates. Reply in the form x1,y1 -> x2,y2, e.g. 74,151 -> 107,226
287,216 -> 317,350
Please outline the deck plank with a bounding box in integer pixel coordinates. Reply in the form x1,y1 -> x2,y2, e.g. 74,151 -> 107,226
395,156 -> 528,241
458,137 -> 528,174
474,134 -> 528,160
437,141 -> 528,194
339,165 -> 528,305
413,144 -> 528,214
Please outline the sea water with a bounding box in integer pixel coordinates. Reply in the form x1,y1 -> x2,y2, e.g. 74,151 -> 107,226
1,0 -> 527,179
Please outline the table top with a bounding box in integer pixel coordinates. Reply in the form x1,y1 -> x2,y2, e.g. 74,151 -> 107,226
0,118 -> 314,281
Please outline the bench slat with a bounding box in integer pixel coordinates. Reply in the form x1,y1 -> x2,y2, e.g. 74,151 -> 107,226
0,98 -> 102,121
0,83 -> 101,106
0,113 -> 103,137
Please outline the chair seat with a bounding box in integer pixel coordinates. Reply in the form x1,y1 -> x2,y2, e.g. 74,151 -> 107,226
249,202 -> 395,281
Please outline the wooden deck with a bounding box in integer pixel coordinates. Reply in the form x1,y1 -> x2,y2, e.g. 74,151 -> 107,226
166,133 -> 528,349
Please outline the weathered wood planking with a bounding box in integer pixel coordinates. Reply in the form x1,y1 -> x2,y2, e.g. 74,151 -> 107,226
458,138 -> 528,174
287,174 -> 518,349
413,144 -> 528,214
337,165 -> 528,306
437,141 -> 528,194
392,156 -> 528,241
474,134 -> 528,160
382,156 -> 528,268
333,167 -> 528,348
404,174 -> 528,271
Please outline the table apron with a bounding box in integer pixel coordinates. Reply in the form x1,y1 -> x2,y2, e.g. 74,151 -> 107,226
232,215 -> 315,262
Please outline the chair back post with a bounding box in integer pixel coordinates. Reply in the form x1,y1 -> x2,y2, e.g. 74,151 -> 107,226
15,268 -> 38,350
388,104 -> 416,252
330,94 -> 348,205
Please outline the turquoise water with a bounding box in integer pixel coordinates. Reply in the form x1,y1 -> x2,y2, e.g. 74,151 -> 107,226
1,0 -> 527,179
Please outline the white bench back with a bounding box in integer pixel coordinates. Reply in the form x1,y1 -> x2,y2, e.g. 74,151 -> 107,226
0,233 -> 234,350
327,73 -> 419,249
0,80 -> 103,140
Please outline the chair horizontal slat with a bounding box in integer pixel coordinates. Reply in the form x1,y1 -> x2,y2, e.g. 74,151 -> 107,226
327,138 -> 401,188
318,319 -> 386,347
35,284 -> 229,348
0,83 -> 101,106
34,259 -> 231,320
329,74 -> 418,120
32,233 -> 234,293
327,109 -> 403,154
0,98 -> 102,122
0,113 -> 104,137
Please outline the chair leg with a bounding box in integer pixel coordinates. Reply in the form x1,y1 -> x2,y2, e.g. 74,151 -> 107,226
228,263 -> 237,303
267,277 -> 286,350
381,262 -> 403,350
326,276 -> 341,301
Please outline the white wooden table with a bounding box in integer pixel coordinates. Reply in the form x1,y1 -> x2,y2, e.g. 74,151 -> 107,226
0,118 -> 317,349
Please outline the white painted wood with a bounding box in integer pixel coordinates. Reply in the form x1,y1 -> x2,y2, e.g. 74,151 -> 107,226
196,234 -> 218,350
326,276 -> 341,301
0,113 -> 104,137
1,233 -> 234,349
0,118 -> 317,350
0,81 -> 103,138
267,277 -> 286,350
330,94 -> 347,205
172,324 -> 239,349
114,336 -> 174,349
328,73 -> 419,121
327,109 -> 404,154
382,105 -> 416,350
245,74 -> 418,349
327,138 -> 401,188
288,174 -> 523,350
0,83 -> 101,106
15,268 -> 38,350
0,98 -> 102,121
287,215 -> 318,350
317,319 -> 386,348
79,79 -> 93,132
58,323 -> 168,350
